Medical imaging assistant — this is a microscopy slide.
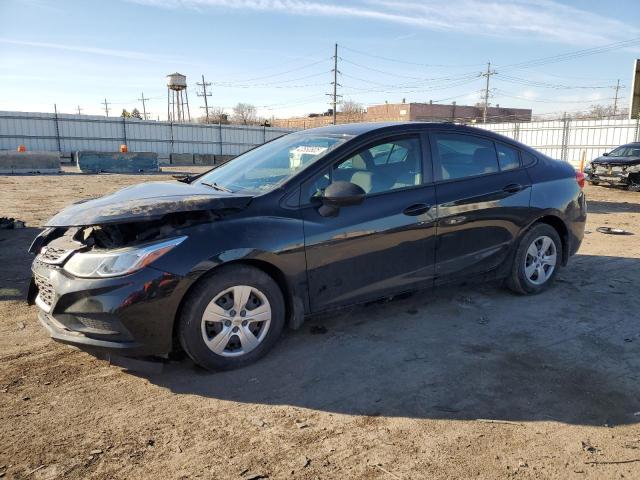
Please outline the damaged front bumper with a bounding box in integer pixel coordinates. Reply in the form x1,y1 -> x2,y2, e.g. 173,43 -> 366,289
29,256 -> 188,357
587,164 -> 640,187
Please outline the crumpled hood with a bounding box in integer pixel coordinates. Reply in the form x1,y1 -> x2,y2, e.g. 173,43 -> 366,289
592,155 -> 640,167
45,181 -> 253,227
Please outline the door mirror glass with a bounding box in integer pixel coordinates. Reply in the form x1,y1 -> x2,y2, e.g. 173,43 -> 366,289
319,181 -> 366,217
603,152 -> 609,156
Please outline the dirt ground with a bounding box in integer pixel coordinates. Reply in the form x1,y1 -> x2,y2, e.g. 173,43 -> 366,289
1,167 -> 640,480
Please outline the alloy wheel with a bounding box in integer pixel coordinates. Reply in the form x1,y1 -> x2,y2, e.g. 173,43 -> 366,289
524,235 -> 557,286
200,285 -> 271,357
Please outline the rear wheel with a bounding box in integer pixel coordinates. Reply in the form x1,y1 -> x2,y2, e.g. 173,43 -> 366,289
178,265 -> 285,371
506,223 -> 562,295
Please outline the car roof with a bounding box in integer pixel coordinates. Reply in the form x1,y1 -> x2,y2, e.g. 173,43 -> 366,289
300,121 -> 522,145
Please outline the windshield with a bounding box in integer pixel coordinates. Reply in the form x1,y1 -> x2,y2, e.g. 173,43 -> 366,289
608,146 -> 630,157
195,132 -> 350,193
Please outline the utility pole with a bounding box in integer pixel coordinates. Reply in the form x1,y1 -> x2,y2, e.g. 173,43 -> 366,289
138,92 -> 150,120
612,79 -> 622,117
327,43 -> 341,125
480,61 -> 497,123
76,105 -> 83,115
102,98 -> 111,117
196,75 -> 212,122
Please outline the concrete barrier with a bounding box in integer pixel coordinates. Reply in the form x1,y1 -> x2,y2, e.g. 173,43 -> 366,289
193,154 -> 216,166
214,155 -> 235,165
0,151 -> 61,174
170,153 -> 194,166
76,151 -> 159,173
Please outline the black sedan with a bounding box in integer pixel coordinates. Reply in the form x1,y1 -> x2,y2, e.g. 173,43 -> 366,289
586,142 -> 640,191
28,122 -> 587,370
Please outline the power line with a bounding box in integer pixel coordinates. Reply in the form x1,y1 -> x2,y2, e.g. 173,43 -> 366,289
497,74 -> 614,90
340,45 -> 485,68
494,89 -> 616,104
214,70 -> 330,88
340,56 -> 479,82
496,36 -> 640,72
196,75 -> 212,121
222,58 -> 330,84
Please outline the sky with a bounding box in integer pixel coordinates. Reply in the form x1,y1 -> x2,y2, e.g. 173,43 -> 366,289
0,0 -> 639,121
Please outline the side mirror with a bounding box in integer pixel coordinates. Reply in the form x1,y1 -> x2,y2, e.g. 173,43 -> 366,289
602,152 -> 609,156
319,181 -> 366,217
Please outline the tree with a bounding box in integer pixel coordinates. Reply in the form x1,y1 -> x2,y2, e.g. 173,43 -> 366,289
197,107 -> 230,124
571,104 -> 629,120
120,109 -> 131,118
340,99 -> 365,115
232,103 -> 257,125
131,108 -> 142,120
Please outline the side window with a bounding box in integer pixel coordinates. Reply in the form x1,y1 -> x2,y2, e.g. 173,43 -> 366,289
433,133 -> 499,180
496,142 -> 520,171
522,151 -> 537,167
334,137 -> 422,195
303,168 -> 331,201
302,137 -> 423,202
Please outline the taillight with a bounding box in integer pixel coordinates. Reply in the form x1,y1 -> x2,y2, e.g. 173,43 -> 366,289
575,171 -> 585,189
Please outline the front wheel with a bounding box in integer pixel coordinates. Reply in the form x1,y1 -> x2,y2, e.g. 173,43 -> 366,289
178,265 -> 285,371
505,224 -> 562,295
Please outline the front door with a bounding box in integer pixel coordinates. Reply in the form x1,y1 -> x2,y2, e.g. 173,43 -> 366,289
301,134 -> 437,313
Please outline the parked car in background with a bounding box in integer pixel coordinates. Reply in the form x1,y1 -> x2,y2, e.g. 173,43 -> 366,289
28,122 -> 587,371
586,142 -> 640,191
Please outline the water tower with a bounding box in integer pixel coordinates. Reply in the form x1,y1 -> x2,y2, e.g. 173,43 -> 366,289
167,72 -> 191,122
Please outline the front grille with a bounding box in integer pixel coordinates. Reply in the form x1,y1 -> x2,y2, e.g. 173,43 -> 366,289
34,273 -> 55,308
37,246 -> 75,265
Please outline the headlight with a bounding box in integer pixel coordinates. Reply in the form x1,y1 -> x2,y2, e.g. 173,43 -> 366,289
63,236 -> 186,278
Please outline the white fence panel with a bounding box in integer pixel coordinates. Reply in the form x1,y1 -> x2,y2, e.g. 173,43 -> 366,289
478,117 -> 640,167
0,111 -> 294,157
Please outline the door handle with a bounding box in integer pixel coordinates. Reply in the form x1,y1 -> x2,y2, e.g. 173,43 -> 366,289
502,183 -> 524,193
403,203 -> 431,216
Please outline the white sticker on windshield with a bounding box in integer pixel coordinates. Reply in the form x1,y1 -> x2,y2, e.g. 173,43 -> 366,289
289,145 -> 328,168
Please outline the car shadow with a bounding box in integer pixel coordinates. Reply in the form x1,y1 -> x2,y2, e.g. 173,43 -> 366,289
140,254 -> 640,426
587,200 -> 640,214
0,227 -> 40,300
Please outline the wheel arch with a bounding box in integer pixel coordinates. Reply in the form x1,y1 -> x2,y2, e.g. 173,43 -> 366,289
171,257 -> 304,353
527,214 -> 570,265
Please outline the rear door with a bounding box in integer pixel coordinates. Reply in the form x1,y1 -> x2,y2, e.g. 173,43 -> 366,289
429,131 -> 532,284
301,133 -> 437,312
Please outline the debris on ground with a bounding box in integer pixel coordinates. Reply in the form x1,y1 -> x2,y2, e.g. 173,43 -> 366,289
0,217 -> 25,229
596,226 -> 633,235
582,441 -> 599,454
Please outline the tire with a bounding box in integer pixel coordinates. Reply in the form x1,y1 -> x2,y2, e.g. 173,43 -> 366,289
505,223 -> 563,295
178,264 -> 285,371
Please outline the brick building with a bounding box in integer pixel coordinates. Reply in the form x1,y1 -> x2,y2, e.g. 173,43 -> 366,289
366,102 -> 532,123
272,102 -> 532,129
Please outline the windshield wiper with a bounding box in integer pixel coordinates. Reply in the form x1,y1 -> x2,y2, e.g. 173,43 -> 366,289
201,181 -> 233,193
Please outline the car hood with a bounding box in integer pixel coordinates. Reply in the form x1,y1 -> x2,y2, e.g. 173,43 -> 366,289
45,181 -> 253,227
592,155 -> 640,167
